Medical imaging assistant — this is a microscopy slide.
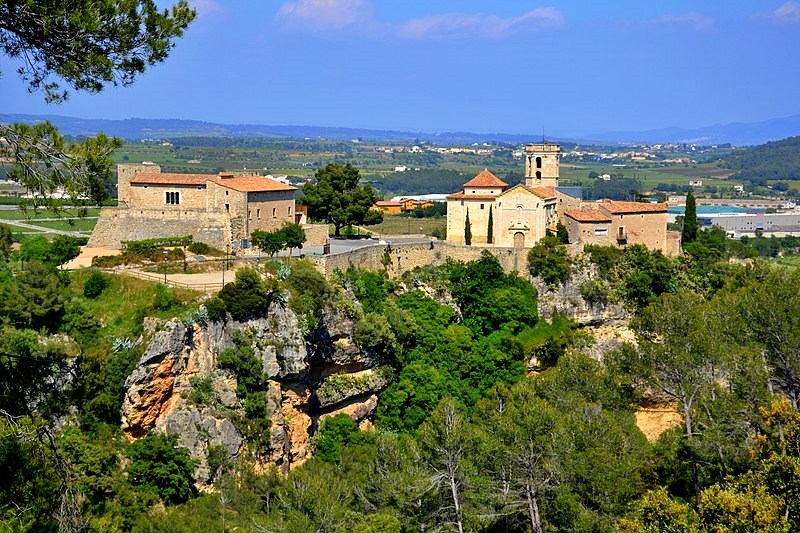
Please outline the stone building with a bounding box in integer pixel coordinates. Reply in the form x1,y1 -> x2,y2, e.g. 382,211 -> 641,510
446,143 -> 675,254
89,163 -> 327,249
562,200 -> 669,253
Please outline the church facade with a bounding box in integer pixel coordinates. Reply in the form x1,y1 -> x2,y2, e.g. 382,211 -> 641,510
446,143 -> 675,254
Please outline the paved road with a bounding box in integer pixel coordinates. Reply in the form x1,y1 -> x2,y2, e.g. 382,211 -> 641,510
0,218 -> 88,237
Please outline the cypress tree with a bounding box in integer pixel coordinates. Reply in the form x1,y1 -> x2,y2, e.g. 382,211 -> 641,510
487,205 -> 494,244
465,209 -> 472,246
682,191 -> 698,244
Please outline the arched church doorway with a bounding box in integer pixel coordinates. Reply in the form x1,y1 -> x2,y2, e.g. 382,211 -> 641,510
514,232 -> 525,248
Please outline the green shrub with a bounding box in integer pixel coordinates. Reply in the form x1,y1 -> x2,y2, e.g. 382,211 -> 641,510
187,241 -> 211,255
152,284 -> 177,311
579,280 -> 609,305
187,376 -> 214,405
218,267 -> 271,320
204,297 -> 226,322
206,444 -> 229,475
314,414 -> 373,463
125,433 -> 197,505
83,270 -> 111,298
528,235 -> 572,285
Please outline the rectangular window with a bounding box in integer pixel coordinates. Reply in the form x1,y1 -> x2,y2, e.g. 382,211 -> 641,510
480,204 -> 484,210
288,206 -> 292,215
165,191 -> 180,205
225,203 -> 229,214
272,207 -> 276,218
257,209 -> 261,219
594,228 -> 608,236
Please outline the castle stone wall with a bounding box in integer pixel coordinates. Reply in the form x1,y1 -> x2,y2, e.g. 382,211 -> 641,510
307,241 -> 530,279
302,224 -> 329,247
87,208 -> 231,249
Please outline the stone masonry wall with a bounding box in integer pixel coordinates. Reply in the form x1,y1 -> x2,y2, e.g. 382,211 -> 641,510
308,241 -> 530,278
88,208 -> 231,249
302,224 -> 329,247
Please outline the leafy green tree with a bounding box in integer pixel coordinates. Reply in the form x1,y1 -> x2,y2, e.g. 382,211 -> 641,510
281,221 -> 306,256
1,260 -> 66,331
464,209 -> 472,245
125,433 -> 196,504
477,382 -> 561,533
528,235 -> 571,285
83,270 -> 111,299
49,235 -> 81,267
0,224 -> 13,259
218,267 -> 274,320
251,228 -> 285,257
61,297 -> 101,345
301,163 -> 382,236
739,270 -> 800,408
556,222 -> 569,244
0,1 -> 194,205
682,191 -> 699,244
314,414 -> 370,463
632,292 -> 736,502
18,235 -> 52,265
487,205 -> 493,244
418,398 -> 473,533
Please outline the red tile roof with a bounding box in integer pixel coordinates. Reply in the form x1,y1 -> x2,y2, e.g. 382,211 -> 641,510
129,173 -> 211,186
463,169 -> 508,188
446,193 -> 498,201
598,200 -> 668,214
526,185 -> 556,199
209,175 -> 296,192
565,209 -> 612,223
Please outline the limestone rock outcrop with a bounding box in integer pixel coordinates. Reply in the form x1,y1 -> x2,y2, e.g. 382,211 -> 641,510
120,299 -> 387,485
532,263 -> 627,326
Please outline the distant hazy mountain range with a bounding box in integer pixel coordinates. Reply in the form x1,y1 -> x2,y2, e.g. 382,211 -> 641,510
2,113 -> 799,146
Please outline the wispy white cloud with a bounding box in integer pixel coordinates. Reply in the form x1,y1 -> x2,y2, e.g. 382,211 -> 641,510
398,8 -> 564,40
275,0 -> 565,39
189,0 -> 226,19
645,12 -> 715,31
276,0 -> 377,32
755,1 -> 800,24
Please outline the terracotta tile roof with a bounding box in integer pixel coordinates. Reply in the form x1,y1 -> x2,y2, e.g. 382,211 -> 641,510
209,175 -> 296,192
446,193 -> 498,201
598,200 -> 668,214
525,185 -> 557,199
463,169 -> 508,188
129,172 -> 211,186
565,209 -> 612,223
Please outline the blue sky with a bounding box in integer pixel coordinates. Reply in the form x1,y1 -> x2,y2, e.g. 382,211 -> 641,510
2,0 -> 799,136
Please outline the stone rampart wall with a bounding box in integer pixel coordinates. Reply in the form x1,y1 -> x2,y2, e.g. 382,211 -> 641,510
308,241 -> 531,278
88,208 -> 231,249
303,224 -> 329,247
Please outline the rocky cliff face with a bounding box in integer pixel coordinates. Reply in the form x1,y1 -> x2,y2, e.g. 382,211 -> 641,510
120,300 -> 386,487
532,263 -> 628,327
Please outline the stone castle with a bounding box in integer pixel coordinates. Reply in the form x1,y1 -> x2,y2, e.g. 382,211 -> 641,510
446,143 -> 678,254
89,163 -> 326,249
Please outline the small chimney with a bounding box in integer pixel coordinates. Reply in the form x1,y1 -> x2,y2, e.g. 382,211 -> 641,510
218,172 -> 235,179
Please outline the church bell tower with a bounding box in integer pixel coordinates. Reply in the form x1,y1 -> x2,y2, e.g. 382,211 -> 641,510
525,143 -> 560,189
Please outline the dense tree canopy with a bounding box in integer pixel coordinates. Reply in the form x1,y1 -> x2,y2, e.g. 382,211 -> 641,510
0,0 -> 195,206
302,163 -> 383,236
0,0 -> 195,103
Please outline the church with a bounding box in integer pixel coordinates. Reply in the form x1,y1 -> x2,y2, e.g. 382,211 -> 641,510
446,143 -> 676,254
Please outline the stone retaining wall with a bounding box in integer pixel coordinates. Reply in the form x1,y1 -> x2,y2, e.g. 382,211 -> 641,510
303,224 -> 329,247
88,208 -> 231,249
308,241 -> 531,278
